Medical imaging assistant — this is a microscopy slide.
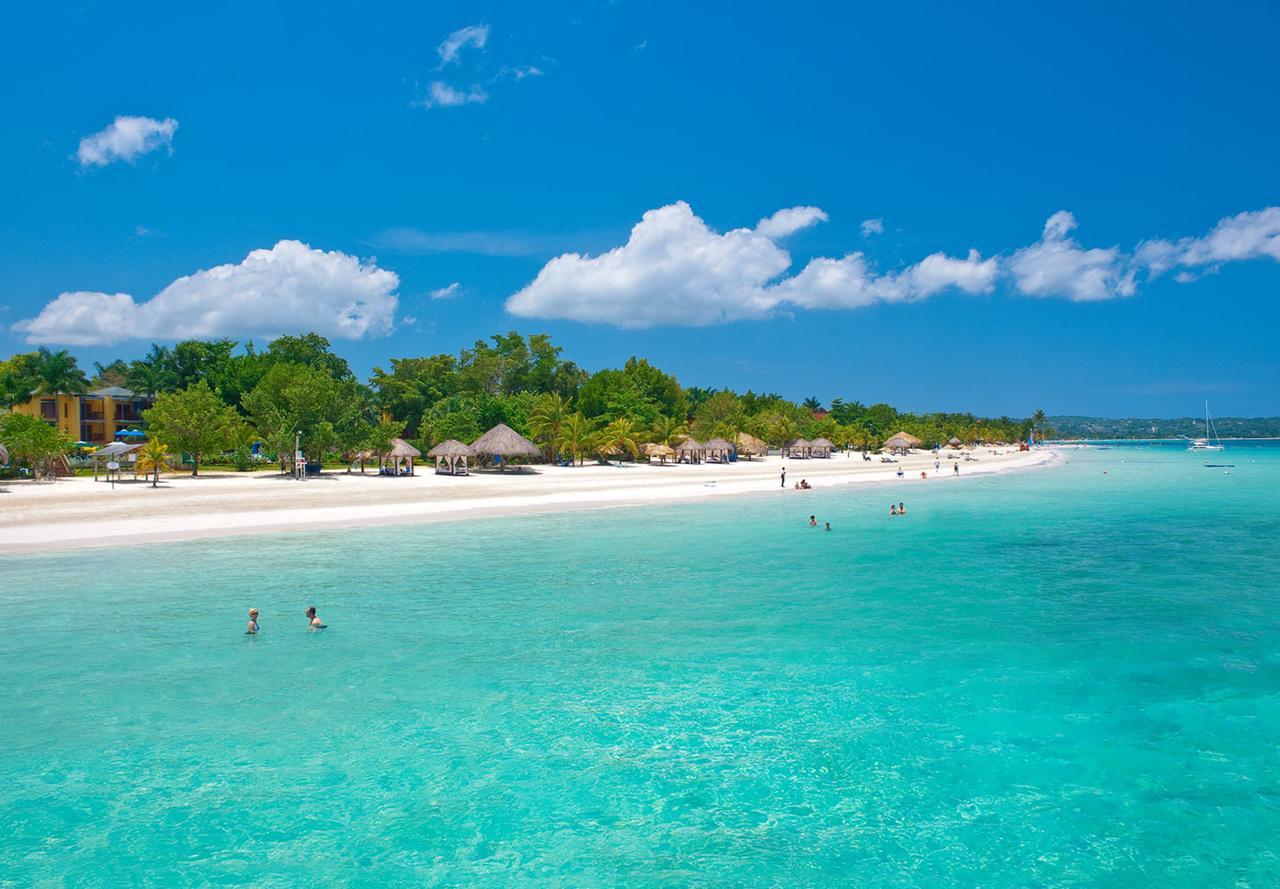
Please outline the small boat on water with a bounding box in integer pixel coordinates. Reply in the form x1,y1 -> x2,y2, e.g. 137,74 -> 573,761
1187,400 -> 1225,452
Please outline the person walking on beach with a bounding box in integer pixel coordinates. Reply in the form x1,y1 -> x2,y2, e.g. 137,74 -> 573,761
246,609 -> 260,635
953,462 -> 960,477
781,467 -> 787,488
305,606 -> 327,630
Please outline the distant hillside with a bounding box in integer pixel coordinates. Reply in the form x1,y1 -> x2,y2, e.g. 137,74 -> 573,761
1048,415 -> 1280,440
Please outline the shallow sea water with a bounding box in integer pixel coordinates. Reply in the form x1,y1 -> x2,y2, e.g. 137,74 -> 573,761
2,443 -> 1279,886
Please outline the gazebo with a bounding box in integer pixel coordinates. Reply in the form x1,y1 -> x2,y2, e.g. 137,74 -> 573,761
675,438 -> 705,464
643,442 -> 677,464
428,439 -> 476,476
380,438 -> 421,476
471,423 -> 540,471
90,441 -> 143,481
809,437 -> 835,458
884,432 -> 923,455
788,438 -> 812,459
704,437 -> 734,463
735,432 -> 768,459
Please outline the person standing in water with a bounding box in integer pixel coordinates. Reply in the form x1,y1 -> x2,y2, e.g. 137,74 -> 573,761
809,515 -> 818,527
305,606 -> 327,630
899,502 -> 906,515
246,609 -> 260,635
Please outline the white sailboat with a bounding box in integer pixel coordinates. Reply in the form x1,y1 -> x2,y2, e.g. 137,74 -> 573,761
1187,400 -> 1224,452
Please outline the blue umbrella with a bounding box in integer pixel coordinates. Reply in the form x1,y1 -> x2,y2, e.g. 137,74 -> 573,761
116,428 -> 146,438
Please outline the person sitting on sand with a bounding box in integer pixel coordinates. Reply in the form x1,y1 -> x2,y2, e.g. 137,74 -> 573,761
800,479 -> 811,489
305,606 -> 327,630
246,609 -> 259,635
809,515 -> 818,527
899,502 -> 906,515
890,504 -> 898,516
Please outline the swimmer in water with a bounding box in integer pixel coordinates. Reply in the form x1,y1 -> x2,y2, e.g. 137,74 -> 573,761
246,608 -> 259,635
809,514 -> 818,527
305,606 -> 327,630
899,502 -> 906,515
890,504 -> 898,516
824,521 -> 831,532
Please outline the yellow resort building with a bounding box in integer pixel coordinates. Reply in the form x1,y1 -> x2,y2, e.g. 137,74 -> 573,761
12,387 -> 152,445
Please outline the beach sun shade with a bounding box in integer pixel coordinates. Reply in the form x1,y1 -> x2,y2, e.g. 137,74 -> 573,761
116,429 -> 146,438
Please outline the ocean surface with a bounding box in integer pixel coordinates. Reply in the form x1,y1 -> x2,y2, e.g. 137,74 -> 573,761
2,443 -> 1279,886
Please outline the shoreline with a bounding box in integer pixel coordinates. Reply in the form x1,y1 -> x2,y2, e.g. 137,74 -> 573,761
0,449 -> 1057,556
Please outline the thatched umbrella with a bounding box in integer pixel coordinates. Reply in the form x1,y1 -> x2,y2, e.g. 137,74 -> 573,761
379,437 -> 421,476
675,438 -> 705,464
471,423 -> 541,471
643,442 -> 677,464
427,439 -> 476,476
788,438 -> 812,459
883,432 -> 922,455
735,432 -> 768,459
704,437 -> 734,462
948,436 -> 963,448
810,436 -> 834,458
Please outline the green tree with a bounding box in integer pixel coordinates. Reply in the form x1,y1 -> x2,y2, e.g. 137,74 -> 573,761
135,439 -> 171,488
266,333 -> 354,381
243,364 -> 364,469
144,381 -> 242,476
528,392 -> 572,460
598,417 -> 643,463
648,415 -> 689,448
0,412 -> 71,479
125,344 -> 178,396
0,353 -> 41,408
92,359 -> 130,388
32,347 -> 89,395
554,413 -> 596,466
802,396 -> 823,413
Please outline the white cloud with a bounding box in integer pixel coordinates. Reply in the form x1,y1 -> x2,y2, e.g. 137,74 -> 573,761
1138,206 -> 1280,277
429,282 -> 461,300
755,206 -> 828,239
506,202 -> 995,327
507,202 -> 791,327
437,24 -> 488,65
13,241 -> 398,346
1008,211 -> 1136,301
861,218 -> 884,237
418,81 -> 488,108
77,115 -> 178,167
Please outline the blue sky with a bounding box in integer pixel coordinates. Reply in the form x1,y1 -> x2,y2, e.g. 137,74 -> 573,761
2,1 -> 1278,417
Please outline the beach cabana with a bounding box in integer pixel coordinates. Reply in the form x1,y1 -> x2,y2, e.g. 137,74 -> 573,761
704,437 -> 734,463
883,432 -> 923,456
471,423 -> 541,471
643,442 -> 677,464
90,441 -> 143,481
788,438 -> 812,459
379,438 -> 421,476
948,436 -> 963,448
428,439 -> 476,476
675,438 -> 705,464
809,437 -> 834,458
735,432 -> 768,459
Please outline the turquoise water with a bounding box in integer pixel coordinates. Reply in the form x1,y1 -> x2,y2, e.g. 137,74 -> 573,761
2,444 -> 1279,886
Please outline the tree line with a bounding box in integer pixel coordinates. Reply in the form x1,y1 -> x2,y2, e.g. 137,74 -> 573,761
0,332 -> 1037,477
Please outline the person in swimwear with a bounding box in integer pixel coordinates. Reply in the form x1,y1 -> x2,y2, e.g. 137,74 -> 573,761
809,514 -> 818,527
246,608 -> 260,635
305,606 -> 327,630
899,502 -> 906,515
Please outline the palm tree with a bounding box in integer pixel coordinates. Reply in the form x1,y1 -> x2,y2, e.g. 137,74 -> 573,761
802,396 -> 823,413
135,439 -> 170,488
648,415 -> 689,448
33,347 -> 89,395
554,413 -> 596,466
1030,409 -> 1047,444
125,344 -> 176,397
599,417 -> 642,463
528,392 -> 572,461
770,415 -> 799,452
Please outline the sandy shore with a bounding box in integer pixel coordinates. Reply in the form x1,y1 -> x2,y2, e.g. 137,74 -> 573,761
0,448 -> 1056,554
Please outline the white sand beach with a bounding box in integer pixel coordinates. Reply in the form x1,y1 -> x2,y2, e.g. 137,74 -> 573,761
0,448 -> 1056,554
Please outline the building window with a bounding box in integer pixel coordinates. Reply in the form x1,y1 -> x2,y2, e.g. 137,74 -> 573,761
41,399 -> 57,421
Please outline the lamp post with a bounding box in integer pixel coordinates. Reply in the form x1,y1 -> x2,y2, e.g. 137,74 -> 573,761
295,429 -> 303,481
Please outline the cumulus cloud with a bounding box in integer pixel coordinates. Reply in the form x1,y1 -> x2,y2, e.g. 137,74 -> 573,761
77,115 -> 178,167
13,241 -> 398,346
437,24 -> 488,65
1008,211 -> 1136,301
418,81 -> 488,108
429,282 -> 461,300
755,206 -> 828,239
1137,206 -> 1280,277
506,202 -> 996,327
861,218 -> 884,237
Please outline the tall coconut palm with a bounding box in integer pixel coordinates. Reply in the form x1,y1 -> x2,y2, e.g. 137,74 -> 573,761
802,396 -> 823,413
528,392 -> 572,461
599,417 -> 642,463
33,347 -> 89,395
648,415 -> 689,448
1030,409 -> 1047,443
770,415 -> 799,452
135,439 -> 171,488
126,344 -> 177,397
554,412 -> 596,466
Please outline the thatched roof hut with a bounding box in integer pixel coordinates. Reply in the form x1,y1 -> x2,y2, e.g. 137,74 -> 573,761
704,437 -> 733,461
735,432 -> 768,458
810,436 -> 834,458
948,436 -> 963,447
883,431 -> 922,455
643,442 -> 676,463
379,437 -> 422,476
675,437 -> 705,463
471,423 -> 540,470
788,437 -> 812,458
427,439 -> 476,476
